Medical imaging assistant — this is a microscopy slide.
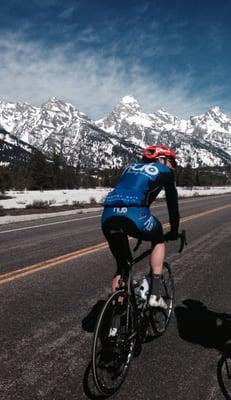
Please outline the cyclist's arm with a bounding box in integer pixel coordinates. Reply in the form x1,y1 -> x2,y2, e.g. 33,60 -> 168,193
164,173 -> 179,234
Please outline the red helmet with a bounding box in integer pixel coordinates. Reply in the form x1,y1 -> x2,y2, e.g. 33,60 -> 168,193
143,145 -> 176,161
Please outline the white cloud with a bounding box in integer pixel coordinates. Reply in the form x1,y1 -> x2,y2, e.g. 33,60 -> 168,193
0,34 -> 228,119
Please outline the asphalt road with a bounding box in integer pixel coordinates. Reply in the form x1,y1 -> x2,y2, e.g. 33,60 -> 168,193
0,193 -> 231,400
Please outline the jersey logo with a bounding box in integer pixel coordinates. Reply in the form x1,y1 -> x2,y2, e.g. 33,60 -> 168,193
144,216 -> 154,231
113,207 -> 128,214
128,163 -> 159,177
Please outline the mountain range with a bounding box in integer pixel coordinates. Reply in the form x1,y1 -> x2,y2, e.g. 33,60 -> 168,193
0,95 -> 231,169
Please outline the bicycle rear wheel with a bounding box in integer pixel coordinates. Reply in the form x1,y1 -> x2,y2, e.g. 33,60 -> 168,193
148,261 -> 174,336
92,288 -> 136,395
217,343 -> 231,399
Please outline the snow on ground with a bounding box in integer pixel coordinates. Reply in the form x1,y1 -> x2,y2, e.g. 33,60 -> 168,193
177,186 -> 231,197
1,186 -> 231,210
0,186 -> 231,225
0,188 -> 109,209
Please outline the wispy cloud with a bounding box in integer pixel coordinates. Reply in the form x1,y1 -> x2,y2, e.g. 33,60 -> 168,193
77,27 -> 101,44
57,6 -> 76,19
0,34 -> 228,119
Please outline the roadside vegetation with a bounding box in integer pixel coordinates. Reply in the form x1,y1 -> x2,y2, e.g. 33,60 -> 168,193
0,150 -> 231,193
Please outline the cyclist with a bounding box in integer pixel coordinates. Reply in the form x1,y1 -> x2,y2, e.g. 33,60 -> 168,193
102,145 -> 179,309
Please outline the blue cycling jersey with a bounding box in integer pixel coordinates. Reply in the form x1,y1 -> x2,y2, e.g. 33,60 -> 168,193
103,161 -> 179,232
104,161 -> 173,207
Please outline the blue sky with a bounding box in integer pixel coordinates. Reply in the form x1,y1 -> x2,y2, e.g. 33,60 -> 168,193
0,0 -> 231,119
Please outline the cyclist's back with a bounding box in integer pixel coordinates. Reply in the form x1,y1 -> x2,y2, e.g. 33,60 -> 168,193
102,159 -> 178,240
105,161 -> 171,203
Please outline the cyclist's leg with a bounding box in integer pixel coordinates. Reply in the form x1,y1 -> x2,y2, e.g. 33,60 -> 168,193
149,219 -> 165,275
150,243 -> 165,273
102,213 -> 133,292
131,208 -> 165,276
134,210 -> 167,307
149,233 -> 167,307
149,223 -> 168,307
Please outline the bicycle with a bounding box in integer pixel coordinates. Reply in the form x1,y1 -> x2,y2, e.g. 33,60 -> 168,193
91,230 -> 187,395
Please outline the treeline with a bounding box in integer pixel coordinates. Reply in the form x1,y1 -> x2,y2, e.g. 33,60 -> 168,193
0,153 -> 81,191
0,152 -> 125,191
175,164 -> 231,186
0,152 -> 230,192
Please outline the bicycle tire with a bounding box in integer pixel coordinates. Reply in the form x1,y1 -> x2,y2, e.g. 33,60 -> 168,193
148,261 -> 174,337
92,288 -> 136,395
217,344 -> 231,399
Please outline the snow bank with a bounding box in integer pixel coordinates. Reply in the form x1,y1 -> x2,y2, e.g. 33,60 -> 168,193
0,188 -> 109,209
0,186 -> 231,210
177,186 -> 231,197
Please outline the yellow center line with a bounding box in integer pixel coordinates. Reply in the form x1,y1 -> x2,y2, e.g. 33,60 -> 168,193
0,203 -> 231,285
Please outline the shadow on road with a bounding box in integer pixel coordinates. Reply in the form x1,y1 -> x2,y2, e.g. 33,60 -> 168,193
82,300 -> 106,333
175,299 -> 231,399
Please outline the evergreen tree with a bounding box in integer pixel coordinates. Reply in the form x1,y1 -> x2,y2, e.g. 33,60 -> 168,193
28,152 -> 52,190
51,153 -> 64,189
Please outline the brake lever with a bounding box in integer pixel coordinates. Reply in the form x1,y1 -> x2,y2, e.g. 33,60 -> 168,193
178,230 -> 187,253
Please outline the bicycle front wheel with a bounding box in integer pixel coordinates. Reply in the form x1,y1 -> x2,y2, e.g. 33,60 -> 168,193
92,288 -> 136,395
148,261 -> 174,336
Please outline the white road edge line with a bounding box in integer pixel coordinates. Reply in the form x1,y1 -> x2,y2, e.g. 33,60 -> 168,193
0,193 -> 230,234
0,214 -> 101,234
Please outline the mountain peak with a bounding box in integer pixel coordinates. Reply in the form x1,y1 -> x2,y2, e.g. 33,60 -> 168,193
204,105 -> 231,123
116,95 -> 141,114
120,95 -> 139,105
45,97 -> 70,107
41,97 -> 63,109
154,108 -> 174,118
47,96 -> 61,103
208,105 -> 223,115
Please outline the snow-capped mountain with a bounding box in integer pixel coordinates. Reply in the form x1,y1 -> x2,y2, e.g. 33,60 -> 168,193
0,97 -> 90,155
190,106 -> 231,154
0,98 -> 142,169
96,96 -> 231,167
0,96 -> 231,169
96,95 -> 190,147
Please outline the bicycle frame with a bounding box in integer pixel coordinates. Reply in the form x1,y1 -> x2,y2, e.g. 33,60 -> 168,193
118,246 -> 153,344
119,230 -> 187,338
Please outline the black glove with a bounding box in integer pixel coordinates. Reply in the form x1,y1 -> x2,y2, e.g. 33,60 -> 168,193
165,231 -> 179,241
